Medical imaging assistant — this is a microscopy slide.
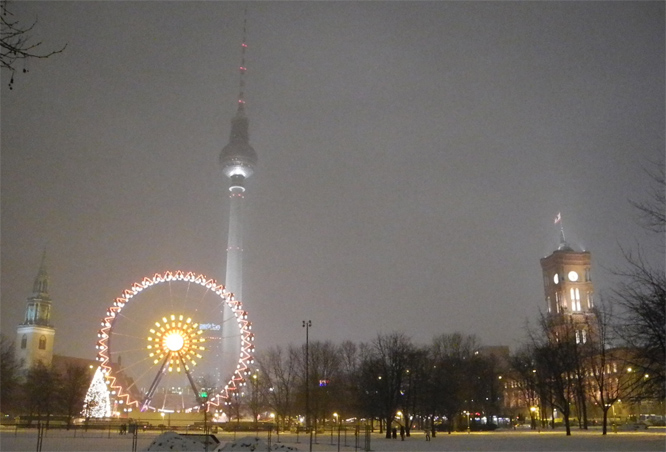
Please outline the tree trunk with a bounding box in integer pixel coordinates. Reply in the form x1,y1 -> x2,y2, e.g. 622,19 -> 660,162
602,408 -> 609,435
385,415 -> 392,439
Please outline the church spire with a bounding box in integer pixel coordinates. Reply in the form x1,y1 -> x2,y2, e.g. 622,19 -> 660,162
16,250 -> 56,370
32,249 -> 50,298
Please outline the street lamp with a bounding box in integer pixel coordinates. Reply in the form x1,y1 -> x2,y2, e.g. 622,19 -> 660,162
302,320 -> 312,452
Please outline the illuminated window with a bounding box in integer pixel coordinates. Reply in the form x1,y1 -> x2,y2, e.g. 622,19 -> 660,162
570,288 -> 581,311
575,329 -> 587,344
587,292 -> 594,309
39,335 -> 46,350
21,334 -> 27,349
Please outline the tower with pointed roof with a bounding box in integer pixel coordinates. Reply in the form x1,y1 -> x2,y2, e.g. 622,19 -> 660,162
540,215 -> 597,344
16,252 -> 55,370
218,12 -> 257,376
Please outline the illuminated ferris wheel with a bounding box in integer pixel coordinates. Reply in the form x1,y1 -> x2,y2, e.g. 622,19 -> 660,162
95,271 -> 255,413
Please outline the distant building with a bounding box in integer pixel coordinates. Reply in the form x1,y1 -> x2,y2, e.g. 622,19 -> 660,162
540,235 -> 597,344
15,252 -> 56,372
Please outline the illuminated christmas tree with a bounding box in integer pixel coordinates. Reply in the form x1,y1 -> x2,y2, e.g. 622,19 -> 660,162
82,366 -> 111,418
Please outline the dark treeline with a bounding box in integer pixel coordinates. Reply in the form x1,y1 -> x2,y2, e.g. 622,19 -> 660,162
252,332 -> 506,438
0,338 -> 90,429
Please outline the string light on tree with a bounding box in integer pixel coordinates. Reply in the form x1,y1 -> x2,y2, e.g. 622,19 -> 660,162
82,366 -> 111,418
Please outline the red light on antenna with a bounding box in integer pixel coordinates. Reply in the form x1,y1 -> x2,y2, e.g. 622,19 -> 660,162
242,43 -> 248,48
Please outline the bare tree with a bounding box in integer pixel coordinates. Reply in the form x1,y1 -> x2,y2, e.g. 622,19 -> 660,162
612,253 -> 665,401
427,332 -> 481,434
584,300 -> 649,435
21,362 -> 61,427
630,162 -> 665,234
509,345 -> 544,429
296,340 -> 342,432
0,334 -> 20,414
1,0 -> 65,88
613,160 -> 665,400
59,364 -> 90,430
358,333 -> 413,438
257,345 -> 299,431
530,315 -> 581,436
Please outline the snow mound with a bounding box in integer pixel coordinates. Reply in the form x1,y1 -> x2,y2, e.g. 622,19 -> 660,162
144,431 -> 221,451
219,436 -> 298,451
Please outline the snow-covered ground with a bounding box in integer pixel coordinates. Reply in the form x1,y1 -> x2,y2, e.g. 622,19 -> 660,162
1,427 -> 664,451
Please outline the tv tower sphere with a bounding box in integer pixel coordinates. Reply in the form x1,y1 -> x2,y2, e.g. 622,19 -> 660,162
219,107 -> 258,183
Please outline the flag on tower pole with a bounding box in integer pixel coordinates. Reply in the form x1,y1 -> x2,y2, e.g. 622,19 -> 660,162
554,212 -> 562,224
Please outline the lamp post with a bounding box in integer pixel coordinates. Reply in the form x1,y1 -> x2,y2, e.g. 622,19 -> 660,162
303,320 -> 312,452
251,373 -> 259,434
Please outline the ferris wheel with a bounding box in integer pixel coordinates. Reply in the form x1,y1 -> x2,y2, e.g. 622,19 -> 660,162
95,271 -> 255,413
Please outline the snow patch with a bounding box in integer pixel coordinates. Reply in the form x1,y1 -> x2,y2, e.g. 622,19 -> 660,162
219,435 -> 299,451
144,431 -> 221,451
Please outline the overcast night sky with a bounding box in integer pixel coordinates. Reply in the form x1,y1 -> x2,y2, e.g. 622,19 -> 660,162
1,1 -> 664,361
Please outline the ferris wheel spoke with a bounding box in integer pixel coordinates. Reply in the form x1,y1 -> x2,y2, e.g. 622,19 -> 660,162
168,280 -> 175,312
115,354 -> 157,374
191,285 -> 213,312
113,311 -> 148,331
109,346 -> 151,357
110,331 -> 147,341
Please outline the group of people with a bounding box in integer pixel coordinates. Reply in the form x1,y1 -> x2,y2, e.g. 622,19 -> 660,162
118,422 -> 137,435
391,425 -> 431,441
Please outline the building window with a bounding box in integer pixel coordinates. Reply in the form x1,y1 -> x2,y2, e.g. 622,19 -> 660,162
585,268 -> 591,282
21,334 -> 27,349
38,335 -> 46,350
570,288 -> 581,311
575,329 -> 587,344
587,292 -> 594,309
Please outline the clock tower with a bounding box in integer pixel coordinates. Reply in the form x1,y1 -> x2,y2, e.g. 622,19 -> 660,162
540,221 -> 597,344
16,252 -> 55,371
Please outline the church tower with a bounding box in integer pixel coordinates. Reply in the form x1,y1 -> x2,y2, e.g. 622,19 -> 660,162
540,215 -> 596,344
16,252 -> 55,370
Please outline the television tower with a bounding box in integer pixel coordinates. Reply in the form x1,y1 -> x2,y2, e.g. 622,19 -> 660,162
219,12 -> 257,371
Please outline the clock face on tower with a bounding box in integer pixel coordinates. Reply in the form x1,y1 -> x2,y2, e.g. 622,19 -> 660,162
568,271 -> 579,282
553,274 -> 559,284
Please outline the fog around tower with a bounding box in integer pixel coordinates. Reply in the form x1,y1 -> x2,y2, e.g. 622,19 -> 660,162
1,2 -> 663,359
